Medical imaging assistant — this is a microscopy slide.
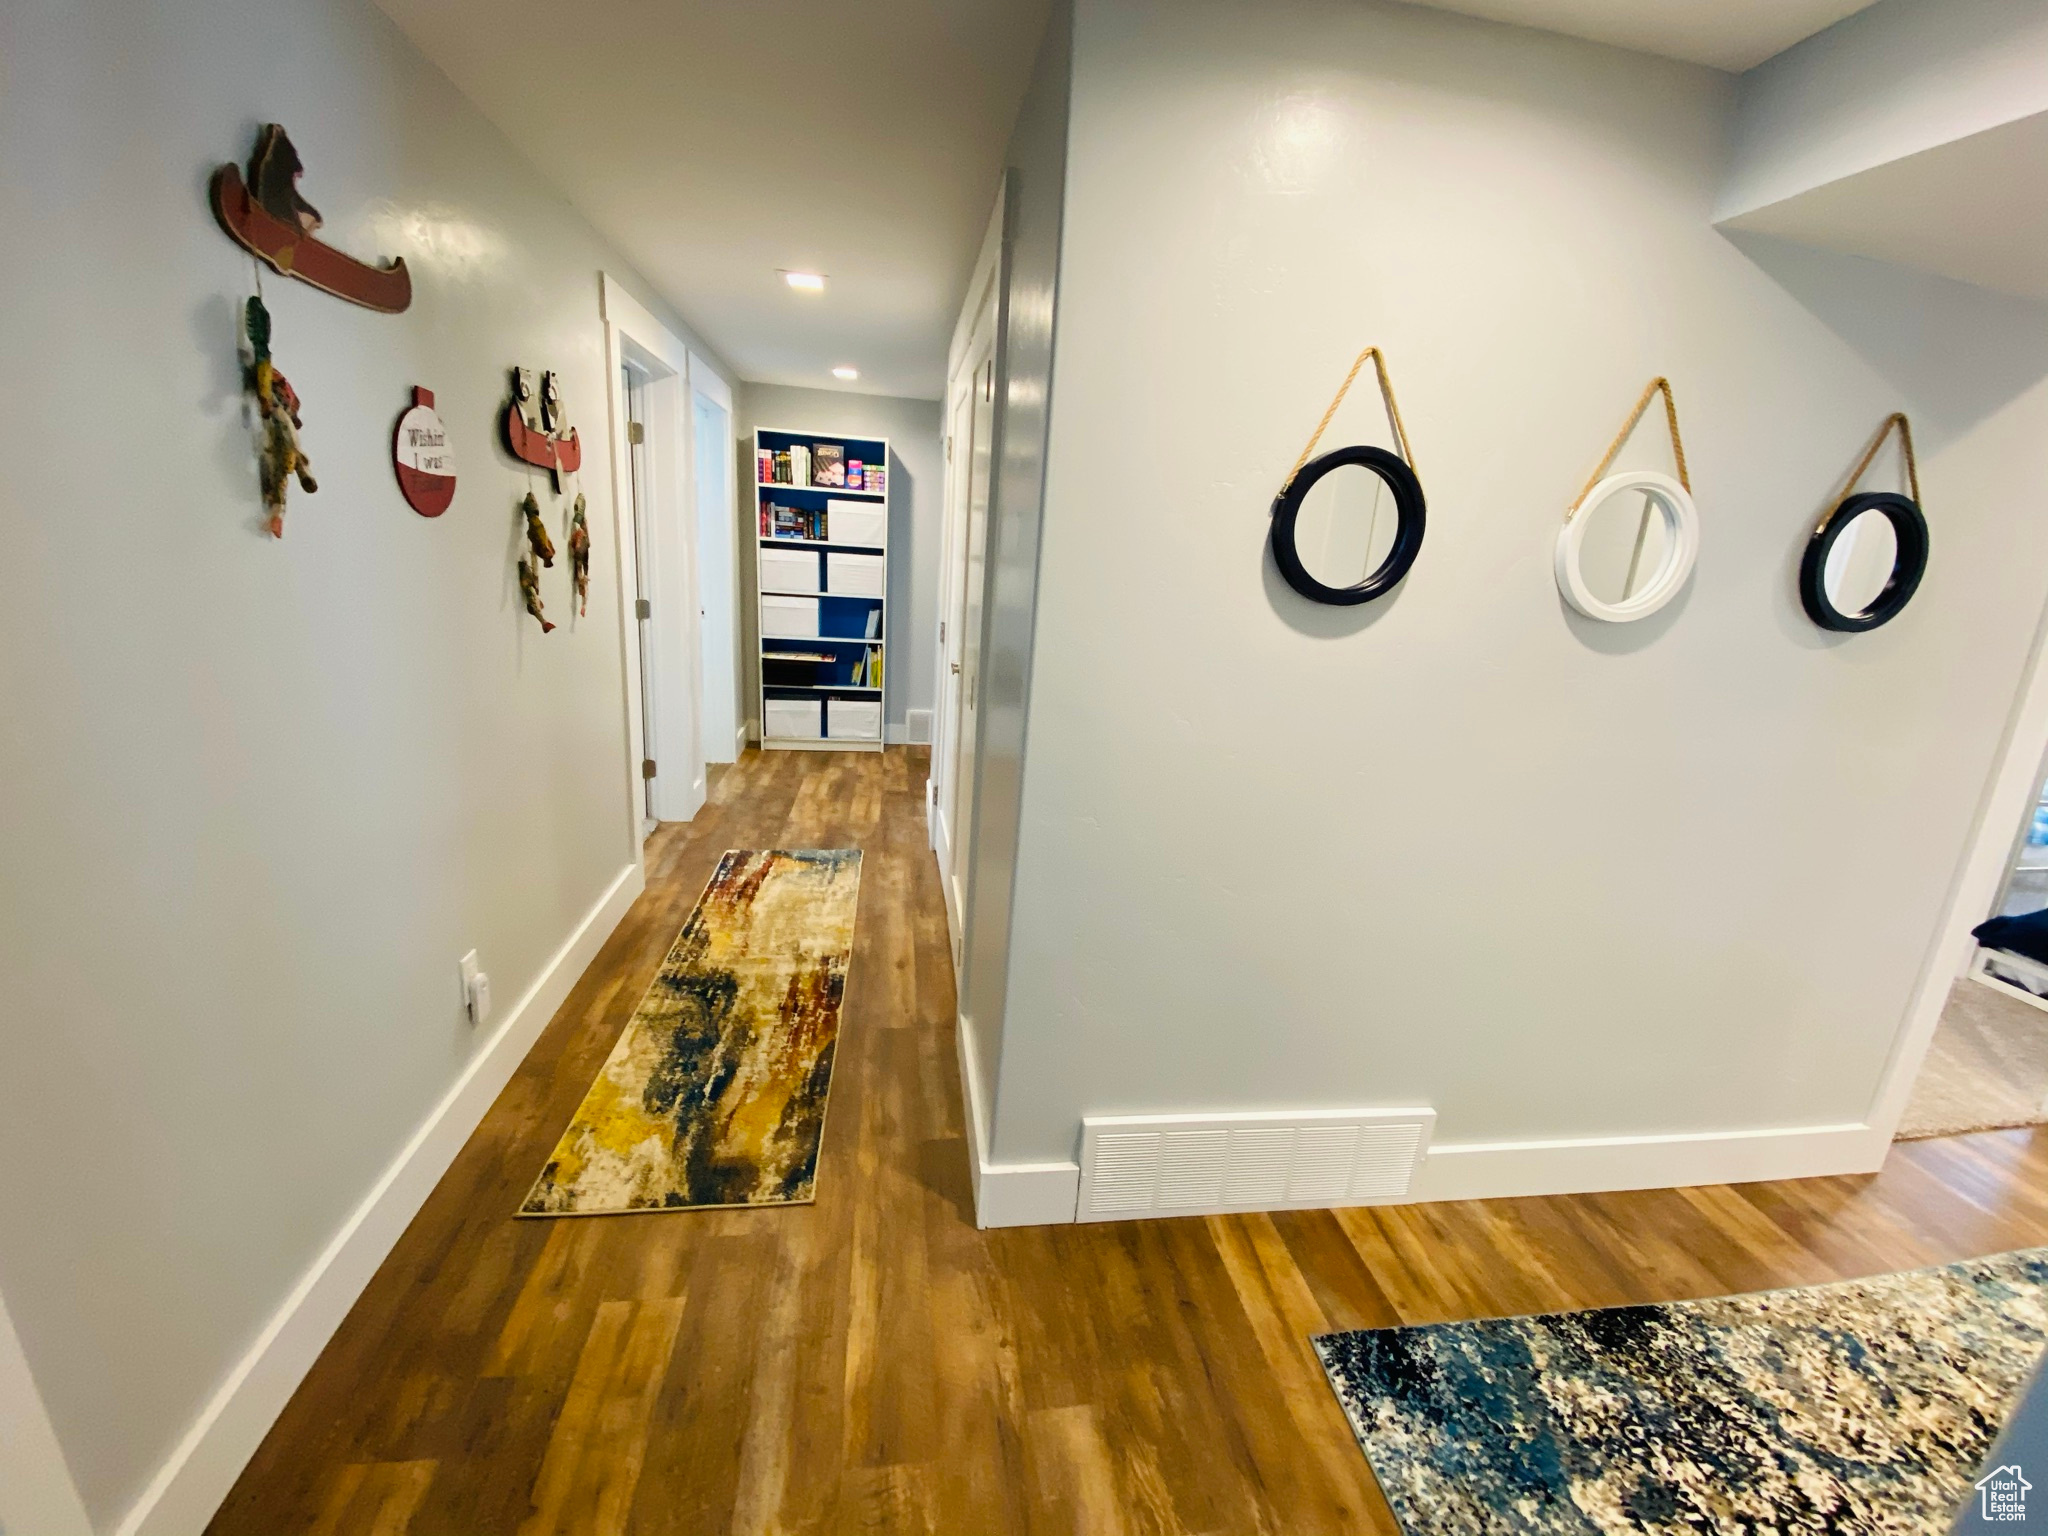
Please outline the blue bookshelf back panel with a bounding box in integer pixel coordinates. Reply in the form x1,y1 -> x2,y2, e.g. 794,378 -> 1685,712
818,595 -> 883,640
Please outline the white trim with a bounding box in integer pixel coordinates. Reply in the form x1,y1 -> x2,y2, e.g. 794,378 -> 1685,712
955,1114 -> 1882,1230
1967,946 -> 2048,1014
1864,575 -> 2048,1139
0,1290 -> 92,1536
955,1014 -> 1081,1229
1411,1120 -> 1881,1204
686,349 -> 732,411
115,863 -> 645,1536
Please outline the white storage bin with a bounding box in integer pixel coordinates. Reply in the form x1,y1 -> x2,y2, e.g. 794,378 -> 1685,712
760,546 -> 821,594
826,501 -> 887,547
828,699 -> 882,740
766,698 -> 823,740
760,594 -> 819,639
826,551 -> 886,597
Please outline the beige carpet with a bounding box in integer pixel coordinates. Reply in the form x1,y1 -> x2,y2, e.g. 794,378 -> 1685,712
1896,976 -> 2048,1140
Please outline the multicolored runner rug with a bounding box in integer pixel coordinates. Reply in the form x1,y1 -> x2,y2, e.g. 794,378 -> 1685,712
521,848 -> 861,1215
1315,1249 -> 2048,1536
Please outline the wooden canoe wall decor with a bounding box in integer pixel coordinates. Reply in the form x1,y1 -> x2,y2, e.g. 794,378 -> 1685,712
210,125 -> 412,313
503,367 -> 582,487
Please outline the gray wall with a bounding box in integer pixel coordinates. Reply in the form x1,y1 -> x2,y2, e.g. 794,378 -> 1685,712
735,384 -> 944,741
0,0 -> 732,1522
959,0 -> 1074,1127
983,0 -> 2048,1164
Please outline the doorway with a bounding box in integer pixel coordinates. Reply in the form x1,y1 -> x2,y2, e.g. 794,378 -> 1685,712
932,270 -> 998,949
601,274 -> 707,846
691,362 -> 740,765
1895,755 -> 2048,1140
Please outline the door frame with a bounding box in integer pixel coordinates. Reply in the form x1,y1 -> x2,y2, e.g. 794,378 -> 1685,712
601,274 -> 706,844
931,187 -> 1006,945
687,356 -> 744,766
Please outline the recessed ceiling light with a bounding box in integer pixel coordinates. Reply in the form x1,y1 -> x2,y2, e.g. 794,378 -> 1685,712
782,270 -> 826,292
832,366 -> 859,381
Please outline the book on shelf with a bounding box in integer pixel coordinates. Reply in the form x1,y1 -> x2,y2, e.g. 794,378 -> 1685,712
864,607 -> 881,639
811,443 -> 845,487
761,502 -> 823,540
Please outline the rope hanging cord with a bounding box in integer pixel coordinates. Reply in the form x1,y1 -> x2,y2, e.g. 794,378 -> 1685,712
1569,377 -> 1691,517
1285,345 -> 1417,491
1834,411 -> 1922,516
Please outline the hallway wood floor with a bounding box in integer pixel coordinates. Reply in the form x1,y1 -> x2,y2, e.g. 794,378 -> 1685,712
209,747 -> 2048,1536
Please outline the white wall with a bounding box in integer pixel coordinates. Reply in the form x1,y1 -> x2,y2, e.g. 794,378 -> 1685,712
980,0 -> 2048,1173
0,0 -> 733,1526
1720,0 -> 2048,221
735,384 -> 944,742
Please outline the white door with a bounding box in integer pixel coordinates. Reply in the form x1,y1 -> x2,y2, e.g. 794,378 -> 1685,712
945,349 -> 997,939
622,361 -> 660,832
691,367 -> 739,764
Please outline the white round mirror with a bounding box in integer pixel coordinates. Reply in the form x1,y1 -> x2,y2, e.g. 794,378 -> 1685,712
1292,462 -> 1402,592
1554,470 -> 1698,623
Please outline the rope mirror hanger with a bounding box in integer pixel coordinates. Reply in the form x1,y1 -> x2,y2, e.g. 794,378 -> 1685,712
1269,345 -> 1426,606
1554,377 -> 1700,624
1799,413 -> 1928,634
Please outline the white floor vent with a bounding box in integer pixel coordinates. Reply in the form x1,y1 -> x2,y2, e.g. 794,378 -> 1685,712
1077,1108 -> 1435,1222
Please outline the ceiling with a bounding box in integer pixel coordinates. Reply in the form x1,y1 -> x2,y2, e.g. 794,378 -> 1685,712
379,0 -> 1885,403
1399,0 -> 1882,71
375,0 -> 1051,400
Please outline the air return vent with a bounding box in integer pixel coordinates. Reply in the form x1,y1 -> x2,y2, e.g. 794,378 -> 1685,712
1077,1108 -> 1435,1222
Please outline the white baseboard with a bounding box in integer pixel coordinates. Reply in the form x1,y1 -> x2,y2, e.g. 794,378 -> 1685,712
117,862 -> 646,1536
953,1089 -> 1882,1230
954,1014 -> 1081,1229
735,722 -> 751,759
0,1290 -> 93,1536
1410,1120 -> 1883,1203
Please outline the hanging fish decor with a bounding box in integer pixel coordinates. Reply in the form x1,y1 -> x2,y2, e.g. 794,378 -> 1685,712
518,555 -> 554,633
517,492 -> 556,633
568,494 -> 591,616
521,490 -> 556,567
243,295 -> 317,538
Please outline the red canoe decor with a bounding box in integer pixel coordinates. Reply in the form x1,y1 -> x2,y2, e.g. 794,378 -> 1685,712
503,367 -> 581,487
210,125 -> 412,313
392,387 -> 456,517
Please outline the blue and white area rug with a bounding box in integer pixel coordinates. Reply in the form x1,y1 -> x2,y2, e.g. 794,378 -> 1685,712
1315,1249 -> 2048,1536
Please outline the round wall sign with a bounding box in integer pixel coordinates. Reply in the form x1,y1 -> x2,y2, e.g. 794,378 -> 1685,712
393,386 -> 456,517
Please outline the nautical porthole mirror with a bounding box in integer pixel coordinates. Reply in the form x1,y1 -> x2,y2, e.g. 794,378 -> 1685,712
1270,346 -> 1425,605
1800,413 -> 1928,633
1555,378 -> 1700,624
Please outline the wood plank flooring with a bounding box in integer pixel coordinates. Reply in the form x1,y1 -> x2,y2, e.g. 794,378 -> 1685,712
208,746 -> 2048,1535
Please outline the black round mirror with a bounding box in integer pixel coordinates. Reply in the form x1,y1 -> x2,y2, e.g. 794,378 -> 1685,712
1270,445 -> 1425,605
1799,490 -> 1927,633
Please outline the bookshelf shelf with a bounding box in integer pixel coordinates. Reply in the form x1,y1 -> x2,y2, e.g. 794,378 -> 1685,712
759,537 -> 885,552
755,426 -> 889,752
756,482 -> 885,499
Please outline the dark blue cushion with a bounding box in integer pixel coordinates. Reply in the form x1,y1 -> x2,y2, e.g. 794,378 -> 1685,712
1972,908 -> 2048,967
